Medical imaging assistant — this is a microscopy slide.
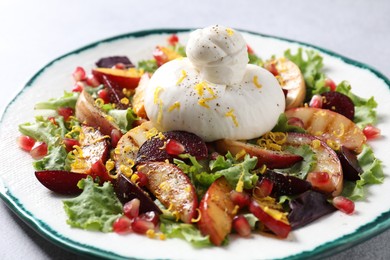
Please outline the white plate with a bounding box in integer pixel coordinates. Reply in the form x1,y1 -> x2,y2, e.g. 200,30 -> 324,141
0,29 -> 389,260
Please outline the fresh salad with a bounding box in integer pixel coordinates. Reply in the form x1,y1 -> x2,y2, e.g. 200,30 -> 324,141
17,26 -> 383,247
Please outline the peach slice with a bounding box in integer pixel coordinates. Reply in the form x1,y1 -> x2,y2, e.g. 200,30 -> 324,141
114,121 -> 155,176
137,162 -> 198,224
264,57 -> 306,109
285,132 -> 343,196
285,107 -> 366,153
75,90 -> 120,136
70,125 -> 109,175
215,139 -> 303,169
132,74 -> 150,118
198,177 -> 236,246
92,67 -> 143,89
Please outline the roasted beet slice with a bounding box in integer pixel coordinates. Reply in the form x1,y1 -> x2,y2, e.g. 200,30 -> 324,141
114,173 -> 161,214
321,91 -> 355,120
337,146 -> 363,181
263,170 -> 312,196
35,170 -> 88,195
101,75 -> 129,109
288,190 -> 336,229
136,131 -> 208,164
96,56 -> 134,68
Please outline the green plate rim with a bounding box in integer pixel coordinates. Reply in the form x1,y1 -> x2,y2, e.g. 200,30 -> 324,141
0,27 -> 389,260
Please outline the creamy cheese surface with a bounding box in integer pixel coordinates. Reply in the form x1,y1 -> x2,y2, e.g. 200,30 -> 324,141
143,25 -> 286,142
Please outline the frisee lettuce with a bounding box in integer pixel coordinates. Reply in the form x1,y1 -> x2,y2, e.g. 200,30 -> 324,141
63,176 -> 123,232
277,144 -> 317,179
174,153 -> 258,195
159,217 -> 212,247
342,145 -> 384,200
34,91 -> 79,110
284,48 -> 328,101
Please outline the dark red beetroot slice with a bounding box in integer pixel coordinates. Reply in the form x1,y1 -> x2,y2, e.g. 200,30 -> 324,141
263,170 -> 312,196
95,56 -> 134,68
337,146 -> 363,181
35,170 -> 88,195
136,131 -> 208,164
113,173 -> 161,214
321,91 -> 355,120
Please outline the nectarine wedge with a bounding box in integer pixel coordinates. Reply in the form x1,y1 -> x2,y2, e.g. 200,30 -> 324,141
198,177 -> 236,246
285,107 -> 366,153
92,67 -> 143,89
137,162 -> 198,224
215,139 -> 303,169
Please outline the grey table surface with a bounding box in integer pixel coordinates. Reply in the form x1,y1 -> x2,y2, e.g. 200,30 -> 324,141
0,0 -> 389,259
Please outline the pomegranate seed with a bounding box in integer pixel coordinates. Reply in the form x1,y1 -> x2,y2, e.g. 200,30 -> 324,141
247,44 -> 254,55
307,172 -> 330,186
110,129 -> 123,148
112,63 -> 126,70
48,116 -> 57,125
63,138 -> 80,152
17,135 -> 36,152
230,191 -> 250,208
363,125 -> 381,140
72,66 -> 86,82
30,142 -> 48,159
325,78 -> 337,91
123,198 -> 140,219
233,215 -> 251,237
153,47 -> 169,67
165,139 -> 185,156
86,74 -> 101,87
72,81 -> 84,92
253,178 -> 274,198
139,211 -> 159,226
98,89 -> 110,104
134,171 -> 148,187
90,160 -> 111,183
57,107 -> 74,121
167,34 -> 179,46
333,196 -> 355,214
131,218 -> 155,234
309,94 -> 323,108
287,117 -> 305,128
264,62 -> 278,76
113,216 -> 133,234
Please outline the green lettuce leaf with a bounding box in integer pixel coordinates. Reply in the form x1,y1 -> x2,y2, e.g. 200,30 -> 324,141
137,59 -> 158,73
342,145 -> 384,200
33,145 -> 69,171
34,91 -> 79,110
272,113 -> 306,133
159,217 -> 212,247
276,144 -> 317,179
108,108 -> 139,132
336,81 -> 378,128
63,177 -> 123,232
175,153 -> 258,191
284,48 -> 328,101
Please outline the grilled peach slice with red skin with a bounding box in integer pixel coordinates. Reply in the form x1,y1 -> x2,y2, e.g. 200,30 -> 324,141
70,125 -> 109,176
114,121 -> 155,175
285,132 -> 343,197
215,139 -> 303,169
137,162 -> 198,224
75,90 -> 120,136
92,67 -> 143,89
264,57 -> 306,109
285,107 -> 366,153
249,198 -> 291,238
198,177 -> 236,246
